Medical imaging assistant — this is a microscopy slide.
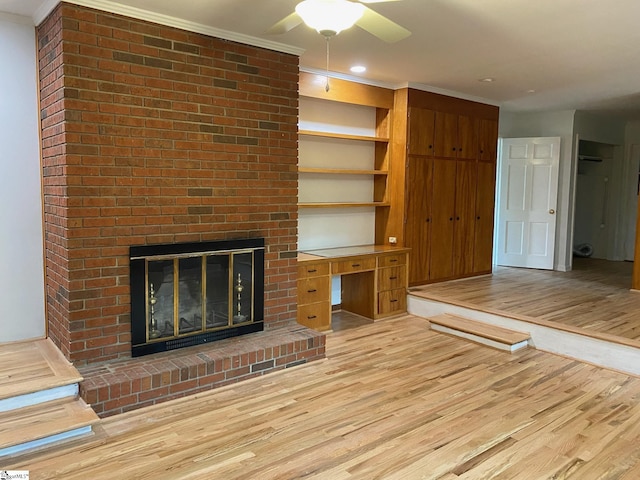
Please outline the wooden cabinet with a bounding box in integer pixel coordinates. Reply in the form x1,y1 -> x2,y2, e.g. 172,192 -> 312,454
377,253 -> 408,316
296,261 -> 331,331
408,107 -> 435,156
408,108 -> 478,161
405,156 -> 480,284
434,112 -> 477,160
453,158 -> 478,276
428,158 -> 457,281
405,157 -> 431,285
473,160 -> 497,273
478,118 -> 499,162
390,88 -> 499,286
297,247 -> 409,331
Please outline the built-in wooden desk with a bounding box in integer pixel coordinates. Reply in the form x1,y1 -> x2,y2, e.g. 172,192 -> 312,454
297,245 -> 410,331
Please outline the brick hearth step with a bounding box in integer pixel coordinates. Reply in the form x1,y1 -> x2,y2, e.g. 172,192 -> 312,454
428,314 -> 530,352
0,338 -> 100,458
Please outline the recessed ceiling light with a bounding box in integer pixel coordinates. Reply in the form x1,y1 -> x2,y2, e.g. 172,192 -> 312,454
479,77 -> 495,83
526,89 -> 536,93
350,65 -> 367,73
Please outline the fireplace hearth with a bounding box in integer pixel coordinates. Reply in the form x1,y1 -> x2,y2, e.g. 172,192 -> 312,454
130,238 -> 265,357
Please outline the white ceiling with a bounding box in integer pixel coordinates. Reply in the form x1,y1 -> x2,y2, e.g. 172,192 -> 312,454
4,0 -> 640,118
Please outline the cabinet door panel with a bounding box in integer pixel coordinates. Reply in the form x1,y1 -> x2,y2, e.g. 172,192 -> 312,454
297,302 -> 331,331
474,161 -> 497,272
457,115 -> 478,160
378,289 -> 407,315
478,118 -> 498,162
377,265 -> 406,291
297,276 -> 331,305
429,158 -> 457,280
408,108 -> 435,156
453,159 -> 478,276
434,112 -> 458,158
405,156 -> 432,285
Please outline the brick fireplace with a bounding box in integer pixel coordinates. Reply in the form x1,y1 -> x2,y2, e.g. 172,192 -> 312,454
37,3 -> 325,416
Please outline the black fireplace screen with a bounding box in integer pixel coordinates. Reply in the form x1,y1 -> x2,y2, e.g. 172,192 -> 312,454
130,238 -> 264,357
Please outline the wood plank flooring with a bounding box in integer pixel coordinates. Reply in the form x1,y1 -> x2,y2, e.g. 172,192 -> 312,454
0,339 -> 82,400
7,314 -> 640,479
410,258 -> 640,344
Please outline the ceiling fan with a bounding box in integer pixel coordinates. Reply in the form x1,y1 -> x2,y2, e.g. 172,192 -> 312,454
267,0 -> 411,43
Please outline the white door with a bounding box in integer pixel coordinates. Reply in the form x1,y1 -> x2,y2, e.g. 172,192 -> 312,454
496,137 -> 560,269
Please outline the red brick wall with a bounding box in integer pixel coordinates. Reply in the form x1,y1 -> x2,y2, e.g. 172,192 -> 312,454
37,3 -> 299,365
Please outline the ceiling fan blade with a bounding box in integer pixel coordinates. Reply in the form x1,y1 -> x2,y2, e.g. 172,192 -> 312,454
356,5 -> 411,43
266,12 -> 303,35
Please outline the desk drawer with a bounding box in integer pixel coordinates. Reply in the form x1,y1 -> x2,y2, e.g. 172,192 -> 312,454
298,262 -> 330,278
332,256 -> 376,275
298,276 -> 330,305
377,265 -> 406,292
297,302 -> 331,331
378,252 -> 407,268
378,289 -> 407,316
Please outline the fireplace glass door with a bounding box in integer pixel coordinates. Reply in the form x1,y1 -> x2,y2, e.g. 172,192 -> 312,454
130,239 -> 264,357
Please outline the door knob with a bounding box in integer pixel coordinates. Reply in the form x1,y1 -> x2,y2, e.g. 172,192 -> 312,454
549,209 -> 555,214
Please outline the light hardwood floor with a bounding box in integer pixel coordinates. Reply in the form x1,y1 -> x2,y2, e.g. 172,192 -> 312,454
410,258 -> 640,345
7,314 -> 640,479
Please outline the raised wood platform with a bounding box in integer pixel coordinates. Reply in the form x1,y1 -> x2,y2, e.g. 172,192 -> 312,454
0,339 -> 99,459
408,259 -> 640,375
428,314 -> 530,352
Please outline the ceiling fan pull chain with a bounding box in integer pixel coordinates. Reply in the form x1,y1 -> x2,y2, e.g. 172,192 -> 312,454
325,36 -> 330,92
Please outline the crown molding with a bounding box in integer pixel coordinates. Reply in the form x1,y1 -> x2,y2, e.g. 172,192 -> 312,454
32,0 -> 61,25
0,12 -> 37,25
33,0 -> 305,57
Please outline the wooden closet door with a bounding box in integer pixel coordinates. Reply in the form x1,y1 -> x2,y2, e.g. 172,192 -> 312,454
453,159 -> 478,276
405,156 -> 433,285
429,158 -> 457,280
408,108 -> 435,156
473,160 -> 497,273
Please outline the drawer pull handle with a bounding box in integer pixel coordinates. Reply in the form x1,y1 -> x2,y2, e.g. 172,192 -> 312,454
389,276 -> 398,280
390,299 -> 398,303
308,269 -> 317,273
352,263 -> 361,267
390,259 -> 398,263
307,289 -> 317,293
307,315 -> 317,319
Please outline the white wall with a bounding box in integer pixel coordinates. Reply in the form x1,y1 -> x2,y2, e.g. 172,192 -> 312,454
0,14 -> 46,341
498,110 -> 576,270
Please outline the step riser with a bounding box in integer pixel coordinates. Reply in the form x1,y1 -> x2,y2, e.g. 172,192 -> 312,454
431,323 -> 529,352
0,425 -> 93,458
0,384 -> 79,413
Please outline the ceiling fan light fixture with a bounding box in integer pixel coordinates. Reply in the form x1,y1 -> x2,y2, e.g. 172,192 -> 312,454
295,0 -> 366,37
